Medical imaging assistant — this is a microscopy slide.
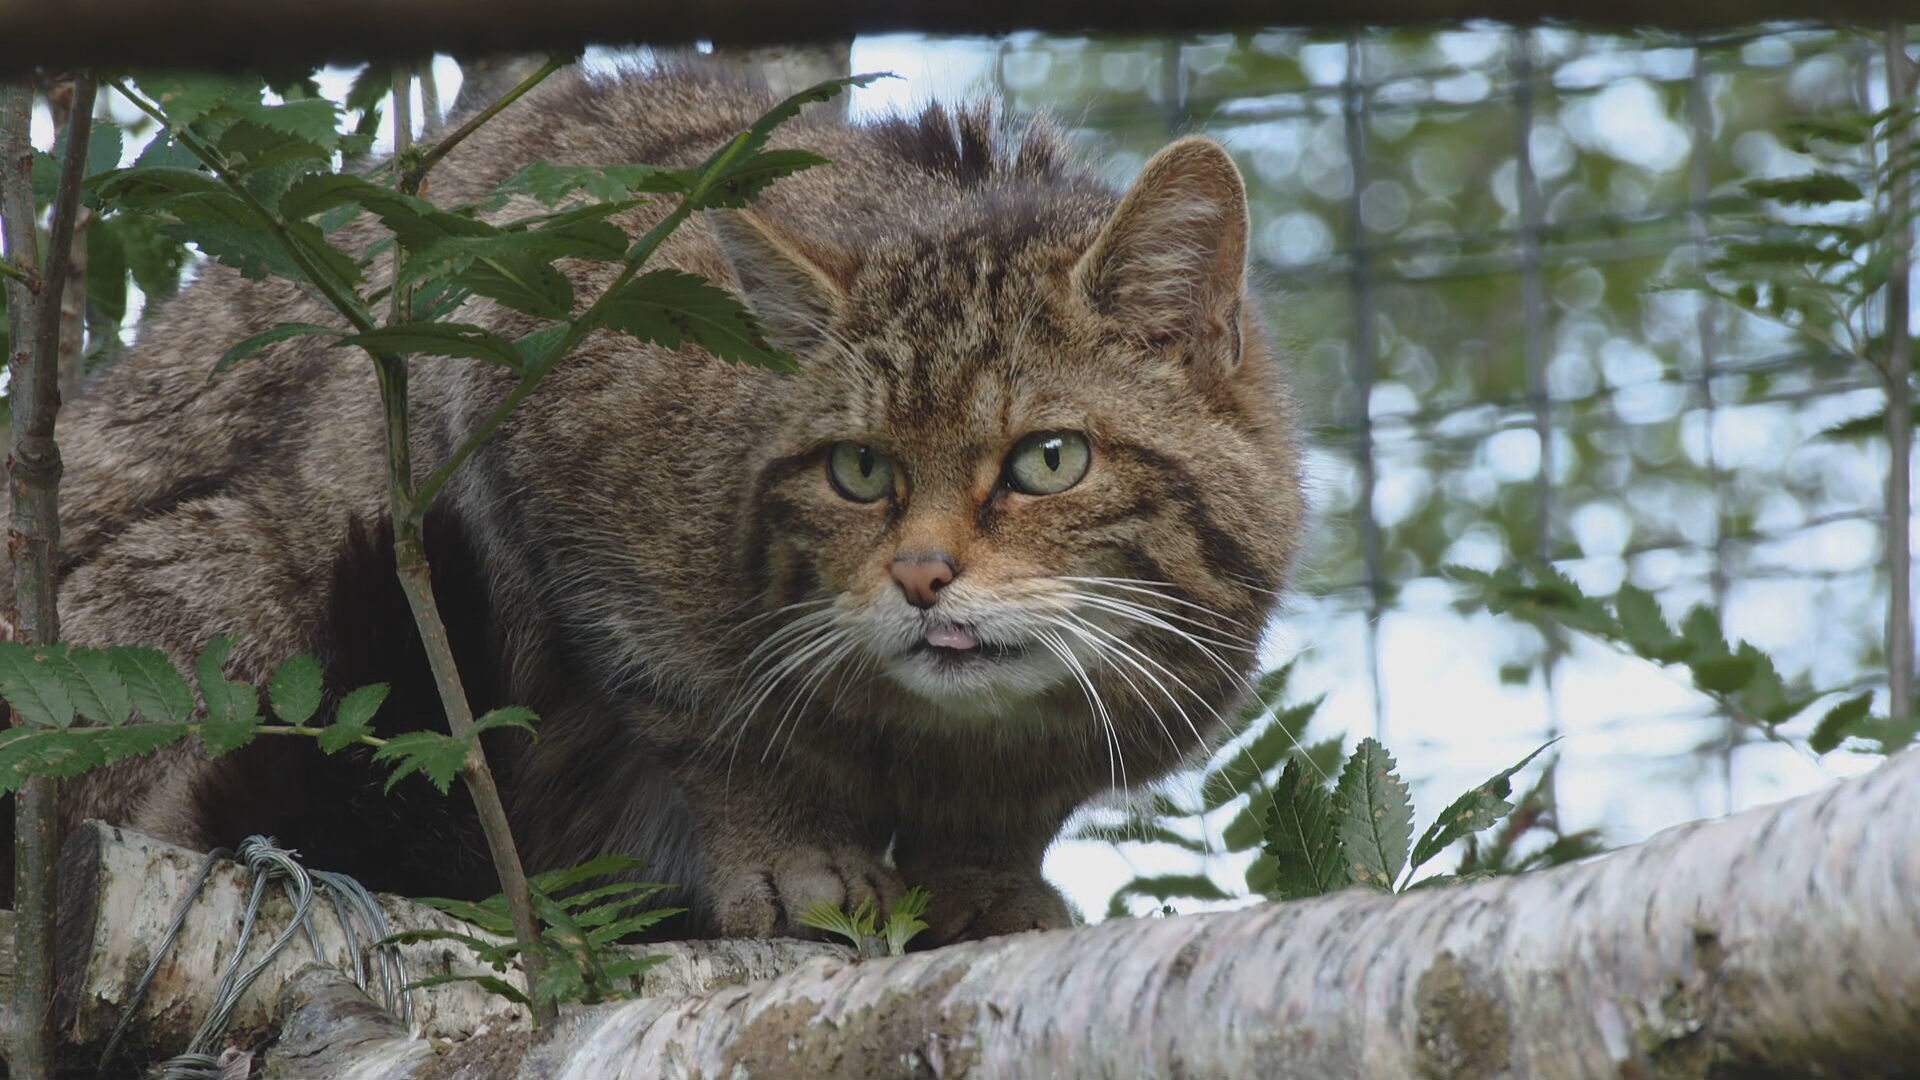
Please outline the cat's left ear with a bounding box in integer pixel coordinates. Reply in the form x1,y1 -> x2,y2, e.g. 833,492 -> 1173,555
1072,136 -> 1249,369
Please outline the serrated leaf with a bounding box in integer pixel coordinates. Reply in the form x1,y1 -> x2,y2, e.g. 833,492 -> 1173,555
600,268 -> 793,370
1809,692 -> 1875,754
195,637 -> 261,756
456,256 -> 574,320
110,647 -> 196,723
691,148 -> 831,210
214,322 -> 342,377
414,894 -> 517,937
473,706 -> 539,737
584,908 -> 685,948
268,654 -> 324,725
1818,406 -> 1920,442
1690,655 -> 1756,694
319,682 -> 389,753
709,73 -> 889,175
397,219 -> 628,290
89,165 -> 227,211
163,221 -> 305,282
1614,585 -> 1685,662
1261,757 -> 1347,901
1332,737 -> 1413,891
137,74 -> 260,126
404,972 -> 530,1006
0,642 -> 77,728
494,162 -> 692,205
1408,740 -> 1558,875
65,647 -> 134,726
1680,606 -> 1729,660
0,729 -> 104,790
336,323 -> 524,371
373,730 -> 470,793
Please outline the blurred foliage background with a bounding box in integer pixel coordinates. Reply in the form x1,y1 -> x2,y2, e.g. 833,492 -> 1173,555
928,24 -> 1910,914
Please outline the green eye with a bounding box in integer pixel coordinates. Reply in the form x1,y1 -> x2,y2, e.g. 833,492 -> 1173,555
828,442 -> 895,503
1007,431 -> 1092,495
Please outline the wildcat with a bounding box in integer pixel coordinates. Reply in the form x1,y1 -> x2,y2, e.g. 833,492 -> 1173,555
39,62 -> 1305,942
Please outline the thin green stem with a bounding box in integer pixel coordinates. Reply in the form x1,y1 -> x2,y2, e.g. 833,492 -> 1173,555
0,257 -> 29,285
236,724 -> 388,748
402,55 -> 565,195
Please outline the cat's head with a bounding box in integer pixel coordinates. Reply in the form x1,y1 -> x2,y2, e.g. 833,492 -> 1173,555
721,132 -> 1304,728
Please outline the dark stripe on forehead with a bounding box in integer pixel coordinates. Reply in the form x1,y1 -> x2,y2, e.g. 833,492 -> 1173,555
1104,441 -> 1272,596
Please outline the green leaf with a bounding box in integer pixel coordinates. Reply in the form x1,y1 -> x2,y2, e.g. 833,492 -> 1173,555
110,647 -> 197,723
214,322 -> 343,376
0,729 -> 103,790
319,682 -> 389,753
584,909 -> 685,948
531,854 -> 651,895
195,636 -> 261,756
89,165 -> 228,211
1818,406 -> 1920,442
335,323 -> 525,371
65,647 -> 134,726
691,148 -> 831,210
414,895 -> 517,937
373,730 -> 469,793
1614,585 -> 1686,662
1103,873 -> 1232,918
1407,740 -> 1558,875
1332,737 -> 1413,891
454,255 -> 575,320
709,73 -> 889,176
1742,172 -> 1865,206
87,214 -> 131,323
397,219 -> 628,289
494,162 -> 692,205
403,972 -> 530,1006
795,898 -> 874,949
1690,655 -> 1756,695
1809,692 -> 1875,755
268,654 -> 324,725
882,886 -> 932,955
1260,757 -> 1347,901
600,268 -> 793,371
0,642 -> 77,728
472,706 -> 539,737
163,221 -> 306,283
1070,819 -> 1209,852
137,74 -> 260,126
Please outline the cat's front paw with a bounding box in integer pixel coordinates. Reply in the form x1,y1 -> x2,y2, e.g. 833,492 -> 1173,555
914,866 -> 1073,945
708,845 -> 904,938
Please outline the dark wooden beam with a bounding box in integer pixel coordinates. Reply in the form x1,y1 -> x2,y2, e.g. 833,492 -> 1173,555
0,0 -> 1908,74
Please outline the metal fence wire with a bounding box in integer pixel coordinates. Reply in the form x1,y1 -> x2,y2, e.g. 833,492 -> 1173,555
956,23 -> 1909,878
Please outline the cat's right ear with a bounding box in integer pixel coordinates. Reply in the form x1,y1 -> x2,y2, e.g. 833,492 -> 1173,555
712,211 -> 852,353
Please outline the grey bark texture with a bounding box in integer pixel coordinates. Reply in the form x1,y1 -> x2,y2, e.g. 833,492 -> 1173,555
0,1 -> 1914,74
45,746 -> 1920,1077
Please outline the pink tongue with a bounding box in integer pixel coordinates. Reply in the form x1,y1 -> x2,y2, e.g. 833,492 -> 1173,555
926,625 -> 981,650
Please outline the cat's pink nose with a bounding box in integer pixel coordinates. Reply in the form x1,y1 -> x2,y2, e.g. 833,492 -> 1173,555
892,554 -> 955,609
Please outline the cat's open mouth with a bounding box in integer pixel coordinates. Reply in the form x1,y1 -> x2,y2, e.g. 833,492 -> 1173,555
911,625 -> 1029,665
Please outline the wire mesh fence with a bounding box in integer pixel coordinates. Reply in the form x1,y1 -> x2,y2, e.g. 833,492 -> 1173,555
878,24 -> 1914,911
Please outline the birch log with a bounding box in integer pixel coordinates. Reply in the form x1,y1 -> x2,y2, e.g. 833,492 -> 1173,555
299,747 -> 1918,1078
49,822 -> 842,1069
